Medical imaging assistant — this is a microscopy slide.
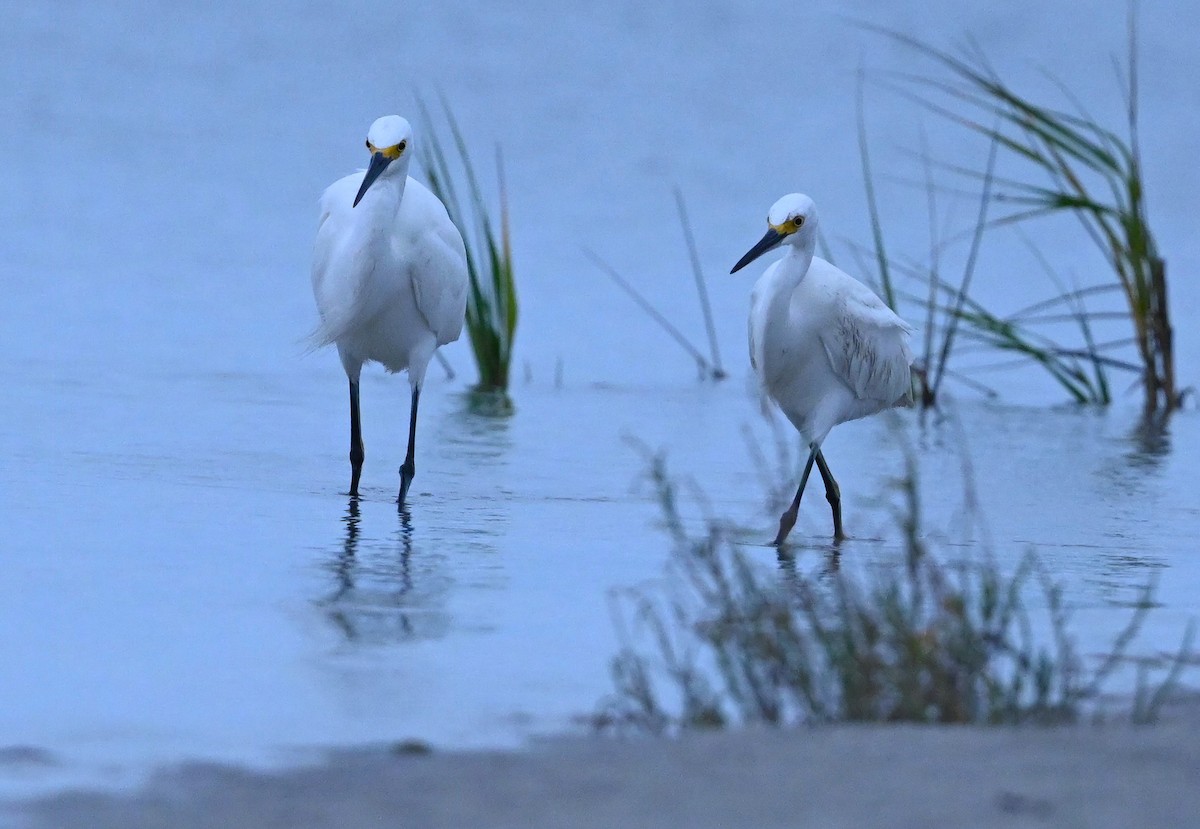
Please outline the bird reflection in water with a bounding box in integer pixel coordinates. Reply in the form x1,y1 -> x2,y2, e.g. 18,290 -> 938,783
776,543 -> 841,588
318,391 -> 511,645
321,497 -> 449,644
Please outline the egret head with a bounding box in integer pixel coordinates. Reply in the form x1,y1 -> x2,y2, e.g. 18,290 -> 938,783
730,193 -> 818,273
353,115 -> 414,207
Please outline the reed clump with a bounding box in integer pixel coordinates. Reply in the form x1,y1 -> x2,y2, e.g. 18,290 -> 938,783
418,98 -> 517,411
874,16 -> 1177,413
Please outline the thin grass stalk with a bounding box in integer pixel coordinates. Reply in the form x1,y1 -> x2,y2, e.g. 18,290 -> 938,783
674,188 -> 726,379
582,248 -> 717,379
1136,620 -> 1196,724
856,69 -> 895,310
1007,283 -> 1124,320
497,146 -> 518,373
919,126 -> 940,407
881,245 -> 1130,403
1016,228 -> 1111,402
929,135 -> 998,399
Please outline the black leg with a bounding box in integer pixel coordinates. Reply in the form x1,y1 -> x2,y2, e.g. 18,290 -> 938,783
349,380 -> 364,497
813,448 -> 845,543
398,385 -> 420,506
774,444 -> 818,547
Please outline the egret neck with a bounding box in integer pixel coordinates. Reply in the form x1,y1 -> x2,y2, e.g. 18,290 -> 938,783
760,235 -> 815,363
352,165 -> 408,257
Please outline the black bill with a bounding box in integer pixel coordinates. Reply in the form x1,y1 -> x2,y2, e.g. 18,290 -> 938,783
730,227 -> 785,274
352,152 -> 392,207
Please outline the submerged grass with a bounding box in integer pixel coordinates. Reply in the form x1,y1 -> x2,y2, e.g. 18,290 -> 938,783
595,431 -> 1192,733
418,97 -> 517,408
870,12 -> 1177,413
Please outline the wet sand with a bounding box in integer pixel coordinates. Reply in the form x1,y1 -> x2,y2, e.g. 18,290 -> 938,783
15,710 -> 1200,829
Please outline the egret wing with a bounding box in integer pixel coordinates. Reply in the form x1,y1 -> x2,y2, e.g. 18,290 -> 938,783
820,277 -> 914,405
399,178 -> 469,346
310,172 -> 377,347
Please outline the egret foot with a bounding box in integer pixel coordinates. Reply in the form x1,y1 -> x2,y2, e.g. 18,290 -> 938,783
774,445 -> 819,547
773,507 -> 798,547
825,486 -> 844,542
397,385 -> 420,507
349,448 -> 364,498
398,460 -> 415,507
814,449 -> 845,543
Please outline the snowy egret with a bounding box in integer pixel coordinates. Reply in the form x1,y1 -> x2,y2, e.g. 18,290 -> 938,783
731,194 -> 913,545
311,115 -> 468,505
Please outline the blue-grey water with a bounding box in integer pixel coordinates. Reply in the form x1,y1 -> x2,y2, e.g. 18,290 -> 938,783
2,0 -> 1198,796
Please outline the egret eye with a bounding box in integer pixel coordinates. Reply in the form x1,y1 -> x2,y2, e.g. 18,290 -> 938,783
794,216 -> 805,228
365,140 -> 371,149
398,140 -> 407,153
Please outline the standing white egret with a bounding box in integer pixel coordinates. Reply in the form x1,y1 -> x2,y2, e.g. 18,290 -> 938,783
731,194 -> 913,546
311,115 -> 468,505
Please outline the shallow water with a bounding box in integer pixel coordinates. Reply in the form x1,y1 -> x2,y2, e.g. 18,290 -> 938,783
2,372 -> 1197,794
2,0 -> 1199,800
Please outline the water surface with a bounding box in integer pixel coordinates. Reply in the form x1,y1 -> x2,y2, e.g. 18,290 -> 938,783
2,0 -> 1198,798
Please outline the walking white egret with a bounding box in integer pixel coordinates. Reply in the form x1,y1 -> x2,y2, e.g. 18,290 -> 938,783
311,115 -> 468,505
731,194 -> 913,545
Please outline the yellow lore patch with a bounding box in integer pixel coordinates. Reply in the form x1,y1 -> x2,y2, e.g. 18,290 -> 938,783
366,141 -> 405,159
769,217 -> 802,235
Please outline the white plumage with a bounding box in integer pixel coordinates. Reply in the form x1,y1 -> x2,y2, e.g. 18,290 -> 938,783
733,193 -> 913,545
311,115 -> 468,504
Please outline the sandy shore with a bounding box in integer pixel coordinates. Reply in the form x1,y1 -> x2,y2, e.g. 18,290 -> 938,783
11,713 -> 1200,829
